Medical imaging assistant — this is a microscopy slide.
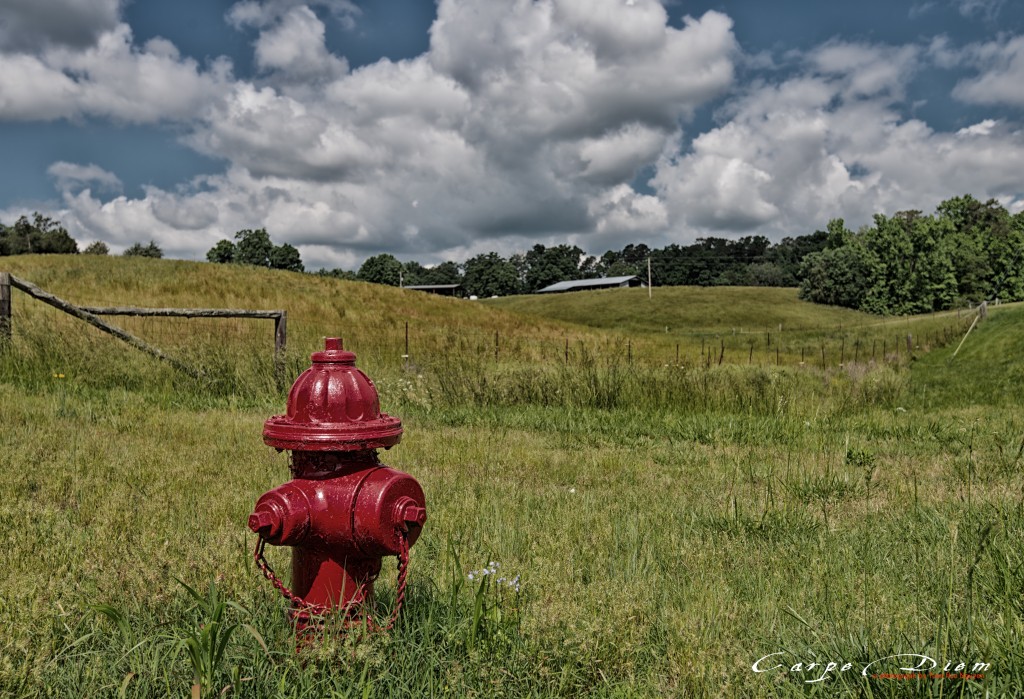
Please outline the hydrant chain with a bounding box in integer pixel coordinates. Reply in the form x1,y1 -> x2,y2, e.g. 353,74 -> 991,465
253,529 -> 411,631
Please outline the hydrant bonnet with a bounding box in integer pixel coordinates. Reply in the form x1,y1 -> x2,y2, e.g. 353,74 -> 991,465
262,337 -> 403,451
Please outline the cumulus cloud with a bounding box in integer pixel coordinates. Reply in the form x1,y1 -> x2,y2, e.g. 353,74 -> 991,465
652,40 -> 1024,238
39,0 -> 738,267
226,0 -> 360,30
946,35 -> 1024,107
252,5 -> 348,80
955,0 -> 1005,21
10,1 -> 1024,270
0,24 -> 232,122
47,162 -> 122,192
0,0 -> 122,52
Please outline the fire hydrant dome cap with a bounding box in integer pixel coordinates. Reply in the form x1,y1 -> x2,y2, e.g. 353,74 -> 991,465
263,338 -> 402,451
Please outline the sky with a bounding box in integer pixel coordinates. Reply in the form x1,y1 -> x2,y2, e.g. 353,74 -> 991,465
1,0 -> 1023,271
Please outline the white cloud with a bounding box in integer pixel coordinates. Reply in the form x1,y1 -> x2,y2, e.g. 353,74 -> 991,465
47,162 -> 122,192
35,0 -> 736,267
957,118 -> 997,136
226,0 -> 360,30
10,1 -> 1023,271
949,35 -> 1024,107
652,41 -> 1024,238
0,23 -> 232,122
253,5 -> 347,80
955,0 -> 1005,21
811,41 -> 921,99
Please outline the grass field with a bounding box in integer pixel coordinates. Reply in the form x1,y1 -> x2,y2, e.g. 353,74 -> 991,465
1,256 -> 1022,697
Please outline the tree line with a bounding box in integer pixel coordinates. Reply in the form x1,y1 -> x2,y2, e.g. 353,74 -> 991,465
5,193 -> 1021,314
332,233 -> 830,297
0,213 -> 164,258
799,195 -> 1024,313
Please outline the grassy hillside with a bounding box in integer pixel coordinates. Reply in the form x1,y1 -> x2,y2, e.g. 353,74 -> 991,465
486,285 -> 878,333
0,256 -> 610,398
2,258 -> 983,382
4,255 -> 1023,696
910,303 -> 1024,407
487,284 -> 986,369
486,284 -> 972,334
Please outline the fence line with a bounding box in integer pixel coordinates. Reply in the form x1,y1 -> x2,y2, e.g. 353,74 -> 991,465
383,313 -> 979,373
1,273 -> 287,386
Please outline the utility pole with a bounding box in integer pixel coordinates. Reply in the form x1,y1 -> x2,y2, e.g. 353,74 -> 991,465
399,270 -> 403,289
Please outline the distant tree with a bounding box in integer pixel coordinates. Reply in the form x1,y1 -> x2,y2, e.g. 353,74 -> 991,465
400,260 -> 428,286
206,239 -> 236,263
233,228 -> 274,267
523,244 -> 587,292
745,262 -> 789,287
462,252 -> 521,297
798,243 -> 878,309
316,268 -> 359,281
83,241 -> 109,255
597,243 -> 650,277
208,229 -> 304,271
270,243 -> 304,272
0,213 -> 78,255
123,241 -> 163,258
358,253 -> 402,286
764,231 -> 829,285
423,260 -> 463,285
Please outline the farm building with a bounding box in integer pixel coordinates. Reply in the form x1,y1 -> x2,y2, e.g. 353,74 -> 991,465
403,283 -> 464,297
535,275 -> 642,294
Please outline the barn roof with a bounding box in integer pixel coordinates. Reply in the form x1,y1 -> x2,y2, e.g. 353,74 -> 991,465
535,276 -> 638,293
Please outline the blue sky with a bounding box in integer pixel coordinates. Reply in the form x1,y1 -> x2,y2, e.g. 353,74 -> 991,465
1,0 -> 1022,269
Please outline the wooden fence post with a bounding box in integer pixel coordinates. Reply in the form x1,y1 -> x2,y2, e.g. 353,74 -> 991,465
495,330 -> 499,362
274,310 -> 287,389
0,272 -> 10,346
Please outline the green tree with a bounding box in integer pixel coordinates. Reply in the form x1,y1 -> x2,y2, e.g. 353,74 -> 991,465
269,243 -> 304,272
523,244 -> 587,292
123,241 -> 163,258
233,228 -> 274,267
316,268 -> 359,281
358,253 -> 402,286
0,213 -> 78,255
422,261 -> 462,285
798,243 -> 878,309
206,239 -> 236,263
400,260 -> 428,286
765,231 -> 829,285
462,252 -> 520,297
83,241 -> 109,255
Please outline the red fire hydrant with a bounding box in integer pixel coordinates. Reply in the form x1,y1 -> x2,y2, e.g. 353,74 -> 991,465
248,337 -> 426,631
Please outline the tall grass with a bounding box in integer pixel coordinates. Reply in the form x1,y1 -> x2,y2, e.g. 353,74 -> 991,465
1,256 -> 1021,696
